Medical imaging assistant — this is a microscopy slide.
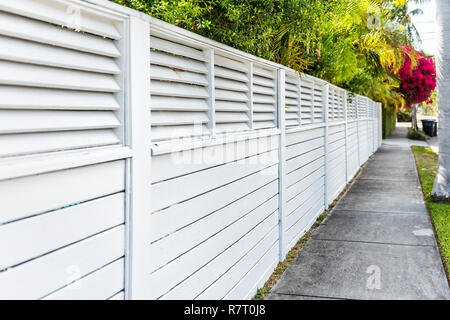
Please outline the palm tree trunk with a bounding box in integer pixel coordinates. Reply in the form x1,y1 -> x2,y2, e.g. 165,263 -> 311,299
432,0 -> 450,201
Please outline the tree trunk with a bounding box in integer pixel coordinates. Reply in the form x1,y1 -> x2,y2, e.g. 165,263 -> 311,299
411,104 -> 418,131
432,0 -> 450,201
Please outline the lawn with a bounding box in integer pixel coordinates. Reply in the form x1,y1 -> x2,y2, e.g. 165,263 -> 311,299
411,146 -> 450,278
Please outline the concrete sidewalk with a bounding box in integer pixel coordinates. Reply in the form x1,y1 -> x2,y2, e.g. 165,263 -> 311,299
267,138 -> 450,299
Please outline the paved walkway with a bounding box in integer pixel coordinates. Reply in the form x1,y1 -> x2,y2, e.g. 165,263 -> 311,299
268,129 -> 449,300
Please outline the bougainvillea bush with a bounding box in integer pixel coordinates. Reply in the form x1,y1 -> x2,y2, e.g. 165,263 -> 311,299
398,47 -> 436,108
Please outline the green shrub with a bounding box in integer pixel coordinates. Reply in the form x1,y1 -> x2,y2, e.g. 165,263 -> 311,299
407,127 -> 429,141
382,106 -> 397,139
397,109 -> 412,122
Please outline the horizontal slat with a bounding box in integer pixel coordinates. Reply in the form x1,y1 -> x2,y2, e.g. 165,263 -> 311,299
164,219 -> 278,300
286,156 -> 324,187
151,133 -> 278,183
286,165 -> 324,203
214,66 -> 248,82
0,86 -> 120,110
215,100 -> 248,112
152,111 -> 209,126
0,193 -> 124,270
253,121 -> 275,129
216,122 -> 251,132
253,113 -> 275,122
150,164 -> 277,243
285,127 -> 324,146
215,77 -> 249,92
151,81 -> 209,99
151,50 -> 208,74
149,181 -> 278,272
196,226 -> 278,300
0,160 -> 125,224
215,89 -> 249,102
286,137 -> 324,160
286,147 -> 324,174
254,75 -> 275,87
253,66 -> 275,79
0,61 -> 120,92
151,37 -> 206,62
0,0 -> 122,39
151,124 -> 210,142
0,11 -> 120,58
0,225 -> 124,300
151,149 -> 278,212
254,103 -> 276,113
0,35 -> 120,74
215,112 -> 249,124
224,239 -> 278,300
151,96 -> 209,112
214,55 -> 248,73
286,173 -> 324,217
149,197 -> 278,299
150,65 -> 208,86
253,85 -> 275,96
43,258 -> 124,300
0,130 -> 120,158
0,110 -> 120,134
253,94 -> 276,104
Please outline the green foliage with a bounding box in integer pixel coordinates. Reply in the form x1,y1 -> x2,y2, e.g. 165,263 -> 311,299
407,127 -> 429,140
112,0 -> 425,109
397,108 -> 412,122
382,106 -> 397,138
412,146 -> 450,277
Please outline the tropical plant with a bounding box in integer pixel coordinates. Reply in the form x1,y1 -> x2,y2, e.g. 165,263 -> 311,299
397,47 -> 436,130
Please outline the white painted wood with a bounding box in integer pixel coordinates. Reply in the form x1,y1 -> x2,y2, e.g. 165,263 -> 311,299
149,165 -> 277,244
0,160 -> 125,224
0,0 -> 123,40
0,35 -> 120,74
196,226 -> 278,300
151,149 -> 278,212
109,291 -> 125,300
0,130 -> 120,158
151,36 -> 207,62
150,65 -> 208,86
149,200 -> 278,299
0,192 -> 124,270
43,258 -> 125,300
0,61 -> 120,92
0,86 -> 120,111
0,11 -> 120,57
126,15 -> 152,300
0,110 -> 120,134
0,225 -> 124,299
224,240 -> 278,300
151,50 -> 208,74
149,181 -> 278,272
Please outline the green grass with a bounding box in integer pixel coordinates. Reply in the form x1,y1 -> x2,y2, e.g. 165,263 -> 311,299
411,146 -> 450,278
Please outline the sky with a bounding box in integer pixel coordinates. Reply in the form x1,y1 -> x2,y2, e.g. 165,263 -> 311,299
409,0 -> 437,56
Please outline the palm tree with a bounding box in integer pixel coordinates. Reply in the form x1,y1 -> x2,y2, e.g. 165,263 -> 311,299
431,0 -> 450,201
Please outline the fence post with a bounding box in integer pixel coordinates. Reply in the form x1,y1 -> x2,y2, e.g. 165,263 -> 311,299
126,15 -> 152,300
322,83 -> 330,208
356,96 -> 361,166
344,90 -> 349,183
378,102 -> 383,148
277,69 -> 286,261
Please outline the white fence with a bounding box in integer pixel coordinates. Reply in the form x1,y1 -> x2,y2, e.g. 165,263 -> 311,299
0,0 -> 382,300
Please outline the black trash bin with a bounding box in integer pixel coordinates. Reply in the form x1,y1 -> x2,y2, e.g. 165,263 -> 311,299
422,120 -> 437,137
